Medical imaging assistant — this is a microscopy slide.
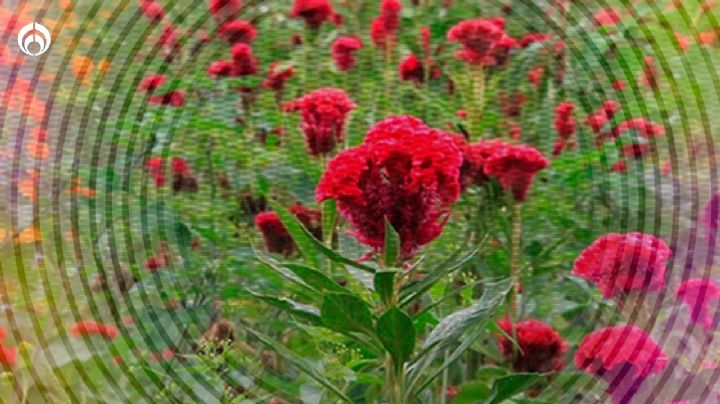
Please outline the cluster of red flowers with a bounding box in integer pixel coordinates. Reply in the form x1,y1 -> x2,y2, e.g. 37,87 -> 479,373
290,0 -> 342,29
263,63 -> 296,93
283,88 -> 356,156
371,0 -> 402,49
331,36 -> 363,71
139,0 -> 165,24
137,74 -> 186,107
0,328 -> 17,369
316,115 -> 463,258
255,204 -> 322,256
553,102 -> 576,156
572,232 -> 671,298
70,320 -> 119,341
147,157 -> 198,192
594,8 -> 622,26
497,318 -> 568,373
676,278 -> 720,330
447,18 -> 508,66
586,100 -> 620,140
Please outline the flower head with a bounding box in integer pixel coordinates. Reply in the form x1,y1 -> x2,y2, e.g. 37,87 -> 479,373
138,74 -> 166,92
208,60 -> 236,77
148,90 -> 185,107
518,32 -> 550,48
676,278 -> 720,330
283,88 -> 356,156
70,321 -> 119,340
497,318 -> 568,373
139,1 -> 165,24
553,102 -> 576,155
290,0 -> 339,29
594,9 -> 621,26
447,18 -> 506,65
0,346 -> 16,368
218,20 -> 256,44
255,211 -> 294,256
399,53 -> 424,83
371,0 -> 402,48
209,0 -> 242,24
572,232 -> 671,298
453,137 -> 511,189
483,144 -> 549,202
331,36 -> 363,71
612,118 -> 665,139
263,63 -> 295,92
231,43 -> 259,76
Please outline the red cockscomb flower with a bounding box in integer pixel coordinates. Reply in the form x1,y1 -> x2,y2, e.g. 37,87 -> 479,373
255,211 -> 294,256
518,32 -> 550,48
218,20 -> 256,44
594,8 -> 621,26
702,192 -> 719,240
231,43 -> 258,76
0,346 -> 16,368
575,325 -> 668,403
316,116 -> 463,258
399,53 -> 424,83
676,278 -> 720,330
138,74 -> 166,92
158,24 -> 180,50
528,67 -> 544,86
70,321 -> 119,340
371,0 -> 402,49
331,36 -> 363,71
483,144 -> 549,202
493,33 -> 517,66
263,63 -> 295,92
290,0 -> 339,29
283,88 -> 356,156
497,317 -> 568,373
447,18 -> 506,65
147,157 -> 165,186
572,232 -> 671,298
208,60 -> 236,77
612,118 -> 665,139
148,90 -> 186,107
209,0 -> 242,24
139,1 -> 165,24
553,102 -> 576,155
613,79 -> 627,91
454,137 -> 511,189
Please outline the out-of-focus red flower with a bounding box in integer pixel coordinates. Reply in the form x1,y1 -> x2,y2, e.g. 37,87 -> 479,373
289,203 -> 322,240
146,256 -> 166,271
572,232 -> 671,298
601,100 -> 620,118
331,36 -> 363,71
171,157 -> 190,176
138,74 -> 166,92
510,126 -> 521,140
575,325 -> 668,403
675,32 -> 690,50
528,67 -> 544,86
263,63 -> 295,92
613,79 -> 627,91
208,60 -> 236,77
231,43 -> 258,76
439,386 -> 459,398
218,20 -> 257,44
255,211 -> 294,256
676,278 -> 720,330
70,321 -> 119,340
518,32 -> 550,48
702,192 -> 719,240
594,8 -> 621,26
613,118 -> 665,139
399,53 -> 424,83
316,116 -> 463,258
148,157 -> 165,186
290,0 -> 340,29
456,109 -> 467,119
610,160 -> 627,173
371,0 -> 402,49
699,30 -> 716,45
0,346 -> 16,368
497,317 -> 567,373
283,88 -> 356,156
447,18 -> 506,65
483,144 -> 549,202
209,0 -> 242,24
158,24 -> 181,50
453,137 -> 511,189
493,33 -> 517,66
148,90 -> 186,107
499,92 -> 527,118
139,0 -> 165,24
553,102 -> 576,155
642,55 -> 659,89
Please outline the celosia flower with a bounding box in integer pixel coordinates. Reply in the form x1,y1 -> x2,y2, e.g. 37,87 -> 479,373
399,53 -> 424,83
575,325 -> 668,403
493,33 -> 517,66
138,74 -> 166,92
231,43 -> 258,76
497,317 -> 568,373
572,232 -> 671,298
283,88 -> 356,156
613,80 -> 627,91
218,20 -> 256,44
483,144 -> 549,202
146,256 -> 166,271
553,102 -> 576,155
255,204 -> 322,256
70,321 -> 119,340
594,9 -> 621,26
263,63 -> 295,92
139,0 -> 165,24
148,90 -> 185,107
447,18 -> 506,65
316,116 -> 463,258
371,0 -> 402,48
702,192 -> 719,240
612,118 -> 665,139
158,24 -> 180,50
171,157 -> 198,193
528,67 -> 544,86
208,60 -> 236,77
518,32 -> 550,48
675,32 -> 689,51
453,136 -> 511,189
676,278 -> 720,330
0,346 -> 16,368
331,36 -> 363,71
209,0 -> 242,24
290,0 -> 339,29
699,30 -> 716,45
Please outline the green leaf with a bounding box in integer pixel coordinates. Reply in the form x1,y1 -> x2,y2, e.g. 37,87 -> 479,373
296,223 -> 376,274
268,199 -> 320,268
376,307 -> 416,371
374,271 -> 396,306
321,293 -> 374,335
246,290 -> 321,325
487,374 -> 542,404
453,381 -> 491,404
284,263 -> 347,293
322,198 -> 337,246
383,218 -> 401,268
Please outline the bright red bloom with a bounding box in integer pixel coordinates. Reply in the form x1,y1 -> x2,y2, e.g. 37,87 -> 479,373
139,1 -> 165,24
316,116 -> 463,257
208,60 -> 236,77
453,137 -> 511,189
594,9 -> 621,26
675,32 -> 690,51
447,18 -> 506,65
702,192 -> 719,239
483,144 -> 549,202
399,53 -> 423,83
613,79 -> 626,91
147,157 -> 165,186
231,44 -> 258,76
518,32 -> 550,48
613,118 -> 665,139
218,20 -> 256,44
148,90 -> 185,107
145,256 -> 166,271
493,33 -> 517,66
0,346 -> 16,368
497,318 -> 568,373
676,278 -> 720,330
70,321 -> 119,340
601,100 -> 620,118
209,0 -> 242,24
255,211 -> 294,256
283,88 -> 356,156
138,74 -> 166,92
171,157 -> 190,176
371,0 -> 402,48
528,67 -> 544,86
263,63 -> 295,92
158,24 -> 180,50
553,102 -> 576,155
575,325 -> 668,403
331,36 -> 363,71
290,0 -> 339,29
572,232 -> 671,298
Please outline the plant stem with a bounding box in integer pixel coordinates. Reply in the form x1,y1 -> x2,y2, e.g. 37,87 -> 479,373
440,350 -> 450,404
386,354 -> 404,404
469,65 -> 486,137
509,202 -> 522,319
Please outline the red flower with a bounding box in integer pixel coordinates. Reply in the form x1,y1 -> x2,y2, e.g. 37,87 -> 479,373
138,74 -> 166,92
527,67 -> 544,86
371,0 -> 402,48
493,33 -> 517,66
255,204 -> 322,256
209,0 -> 242,24
575,325 -> 668,403
331,36 -> 363,71
139,1 -> 165,24
601,100 -> 620,118
399,53 -> 424,83
147,157 -> 165,186
497,317 -> 568,373
518,32 -> 550,48
145,256 -> 166,271
447,18 -> 506,65
208,60 -> 236,77
553,102 -> 576,155
613,79 -> 626,91
171,157 -> 190,176
290,0 -> 339,29
702,192 -> 719,239
499,92 -> 527,118
676,278 -> 720,330
316,116 -> 463,258
231,44 -> 259,76
0,346 -> 16,368
283,88 -> 356,156
594,9 -> 621,26
613,118 -> 665,139
70,321 -> 119,340
453,137 -> 511,189
218,20 -> 257,44
483,144 -> 549,202
148,90 -> 186,107
572,232 -> 671,298
158,24 -> 180,50
263,63 -> 295,92
675,32 -> 690,51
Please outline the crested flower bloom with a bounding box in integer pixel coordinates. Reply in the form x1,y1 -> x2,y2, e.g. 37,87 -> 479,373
70,321 -> 119,340
209,0 -> 242,24
139,0 -> 165,24
290,0 -> 340,29
575,325 -> 668,403
399,53 -> 424,83
255,204 -> 322,256
553,102 -> 576,155
148,90 -> 186,107
676,278 -> 720,330
483,144 -> 549,202
493,33 -> 517,66
208,60 -> 236,77
316,116 -> 463,258
283,88 -> 356,156
263,63 -> 296,92
447,18 -> 506,65
572,232 -> 671,298
331,36 -> 363,71
702,192 -> 719,240
518,32 -> 550,48
138,74 -> 166,92
171,157 -> 198,192
147,157 -> 165,186
612,118 -> 665,139
594,8 -> 621,26
497,317 -> 568,373
158,24 -> 181,50
218,20 -> 257,44
371,0 -> 402,48
231,43 -> 259,76
453,137 -> 511,189
528,67 -> 544,86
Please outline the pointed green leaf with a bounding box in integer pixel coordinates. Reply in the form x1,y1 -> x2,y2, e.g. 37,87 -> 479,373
374,271 -> 396,306
487,374 -> 542,404
284,263 -> 346,293
245,290 -> 321,325
322,198 -> 337,246
376,307 -> 415,371
296,223 -> 376,274
321,293 -> 374,335
268,199 -> 320,268
383,219 -> 401,268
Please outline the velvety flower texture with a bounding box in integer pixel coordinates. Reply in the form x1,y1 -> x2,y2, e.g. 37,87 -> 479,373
676,278 -> 720,330
263,63 -> 295,92
572,232 -> 671,298
209,0 -> 241,24
575,325 -> 668,403
371,0 -> 402,48
70,321 -> 119,340
218,20 -> 257,44
447,18 -> 506,65
316,116 -> 463,258
497,318 -> 568,373
290,0 -> 339,29
231,43 -> 259,76
255,204 -> 322,256
553,102 -> 576,155
331,36 -> 363,71
451,136 -> 511,189
483,144 -> 549,202
283,88 -> 356,156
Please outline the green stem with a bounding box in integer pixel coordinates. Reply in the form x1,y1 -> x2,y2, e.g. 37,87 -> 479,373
510,202 -> 522,320
469,66 -> 486,137
387,353 -> 404,404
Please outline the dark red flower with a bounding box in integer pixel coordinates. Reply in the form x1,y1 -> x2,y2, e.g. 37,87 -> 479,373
601,100 -> 620,118
575,325 -> 668,403
702,192 -> 719,239
0,346 -> 16,368
331,36 -> 363,71
594,9 -> 621,26
676,278 -> 720,330
613,79 -> 627,91
571,232 -> 671,298
70,321 -> 119,340
208,60 -> 236,77
371,0 -> 402,48
263,63 -> 295,92
147,157 -> 165,186
148,90 -> 186,107
172,157 -> 190,176
283,88 -> 356,156
146,256 -> 166,271
447,18 -> 506,65
209,0 -> 242,24
586,112 -> 610,134
255,211 -> 294,256
158,24 -> 180,50
290,0 -> 339,29
612,118 -> 665,139
528,67 -> 544,86
139,1 -> 165,24
399,53 -> 424,83
231,44 -> 259,76
493,33 -> 517,66
553,102 -> 576,155
518,32 -> 550,48
218,20 -> 256,44
497,317 -> 568,373
316,116 -> 463,258
483,144 -> 549,202
138,74 -> 166,92
453,136 -> 511,189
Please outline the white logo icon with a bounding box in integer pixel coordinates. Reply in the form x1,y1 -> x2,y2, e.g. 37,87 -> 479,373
17,21 -> 51,56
